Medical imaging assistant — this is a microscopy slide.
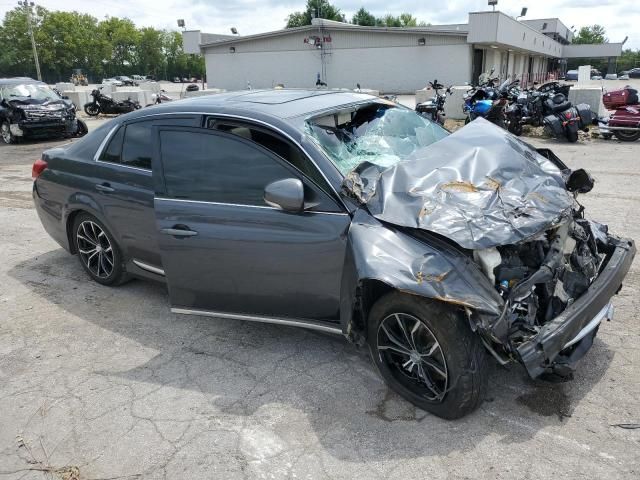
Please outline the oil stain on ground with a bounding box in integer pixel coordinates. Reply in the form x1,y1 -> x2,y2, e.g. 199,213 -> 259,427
516,386 -> 573,421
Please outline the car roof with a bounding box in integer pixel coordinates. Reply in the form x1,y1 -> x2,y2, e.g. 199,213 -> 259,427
127,89 -> 380,121
0,77 -> 46,87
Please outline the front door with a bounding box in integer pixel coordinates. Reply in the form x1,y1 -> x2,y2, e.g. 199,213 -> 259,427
152,126 -> 351,321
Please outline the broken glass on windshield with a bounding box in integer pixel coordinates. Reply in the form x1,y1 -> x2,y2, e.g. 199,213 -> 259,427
305,102 -> 448,175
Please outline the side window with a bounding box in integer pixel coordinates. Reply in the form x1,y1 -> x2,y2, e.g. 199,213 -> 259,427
159,130 -> 295,206
207,118 -> 333,195
99,126 -> 124,163
99,118 -> 198,168
121,122 -> 152,169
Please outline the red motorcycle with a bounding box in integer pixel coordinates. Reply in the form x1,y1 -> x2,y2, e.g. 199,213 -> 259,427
596,86 -> 640,142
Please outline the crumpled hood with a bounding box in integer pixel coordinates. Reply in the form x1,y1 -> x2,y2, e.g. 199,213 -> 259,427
343,118 -> 575,249
8,99 -> 69,110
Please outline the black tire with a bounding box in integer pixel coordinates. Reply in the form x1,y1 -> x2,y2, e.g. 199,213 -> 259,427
84,103 -> 100,116
464,116 -> 471,125
1,121 -> 16,144
508,120 -> 523,136
566,127 -> 579,143
613,130 -> 640,142
367,292 -> 488,420
75,118 -> 88,137
72,213 -> 127,286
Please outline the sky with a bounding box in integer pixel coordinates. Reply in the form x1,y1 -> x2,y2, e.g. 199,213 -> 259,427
1,0 -> 638,49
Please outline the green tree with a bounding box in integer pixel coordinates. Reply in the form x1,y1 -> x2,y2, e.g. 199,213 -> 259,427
137,27 -> 164,77
285,0 -> 345,28
572,25 -> 607,44
617,48 -> 640,72
375,13 -> 421,28
352,7 -> 376,26
98,17 -> 140,76
398,13 -> 418,27
37,10 -> 108,82
0,5 -> 47,78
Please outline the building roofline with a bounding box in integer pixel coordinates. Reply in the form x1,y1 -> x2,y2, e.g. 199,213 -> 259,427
200,23 -> 468,48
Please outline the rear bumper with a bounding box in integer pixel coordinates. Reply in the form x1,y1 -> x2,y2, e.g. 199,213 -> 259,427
516,237 -> 636,378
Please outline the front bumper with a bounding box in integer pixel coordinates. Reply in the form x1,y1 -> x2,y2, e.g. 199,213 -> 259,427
516,237 -> 636,378
16,118 -> 76,138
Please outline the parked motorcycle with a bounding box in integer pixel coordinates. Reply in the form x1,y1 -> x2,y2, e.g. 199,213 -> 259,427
83,88 -> 140,116
415,79 -> 451,125
505,81 -> 592,142
149,89 -> 173,105
594,86 -> 640,142
464,78 -> 519,128
542,94 -> 592,143
505,82 -> 569,135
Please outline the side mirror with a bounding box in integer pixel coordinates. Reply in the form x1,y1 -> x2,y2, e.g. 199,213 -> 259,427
264,178 -> 305,212
566,168 -> 594,194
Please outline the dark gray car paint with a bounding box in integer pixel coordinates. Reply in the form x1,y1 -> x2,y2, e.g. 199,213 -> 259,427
342,118 -> 575,250
33,90 -> 635,379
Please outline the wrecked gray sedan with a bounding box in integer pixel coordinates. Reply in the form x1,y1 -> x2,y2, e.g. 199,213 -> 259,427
33,90 -> 635,419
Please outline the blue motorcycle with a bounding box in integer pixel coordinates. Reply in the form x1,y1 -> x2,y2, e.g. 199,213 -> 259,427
463,79 -> 519,129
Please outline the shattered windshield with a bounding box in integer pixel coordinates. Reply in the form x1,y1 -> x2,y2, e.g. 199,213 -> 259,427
2,84 -> 60,102
305,102 -> 448,175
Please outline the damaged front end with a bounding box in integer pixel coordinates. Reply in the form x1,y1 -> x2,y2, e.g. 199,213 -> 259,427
329,115 -> 635,379
477,216 -> 635,377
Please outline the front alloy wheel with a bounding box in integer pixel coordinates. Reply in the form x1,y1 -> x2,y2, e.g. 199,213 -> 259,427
368,292 -> 488,419
1,121 -> 15,144
377,313 -> 448,401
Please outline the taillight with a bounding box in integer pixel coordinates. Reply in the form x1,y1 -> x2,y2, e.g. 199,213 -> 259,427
32,158 -> 48,179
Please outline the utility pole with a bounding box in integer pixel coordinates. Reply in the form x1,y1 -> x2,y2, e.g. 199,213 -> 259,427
19,1 -> 41,81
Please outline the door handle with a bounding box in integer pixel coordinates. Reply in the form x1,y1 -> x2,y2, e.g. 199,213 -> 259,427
95,183 -> 115,193
160,226 -> 198,237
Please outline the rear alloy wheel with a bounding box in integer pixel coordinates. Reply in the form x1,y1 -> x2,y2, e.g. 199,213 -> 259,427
73,213 -> 126,285
613,130 -> 640,142
1,121 -> 15,144
368,292 -> 488,419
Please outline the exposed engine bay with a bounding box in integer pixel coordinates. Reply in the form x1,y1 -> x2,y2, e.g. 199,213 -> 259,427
474,217 -> 609,348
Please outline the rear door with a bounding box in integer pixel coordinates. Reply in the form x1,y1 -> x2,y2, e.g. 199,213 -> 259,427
94,116 -> 199,268
152,125 -> 351,321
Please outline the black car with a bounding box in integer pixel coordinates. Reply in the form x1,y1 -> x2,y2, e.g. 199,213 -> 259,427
628,68 -> 640,79
114,76 -> 136,86
32,90 -> 635,419
0,78 -> 87,144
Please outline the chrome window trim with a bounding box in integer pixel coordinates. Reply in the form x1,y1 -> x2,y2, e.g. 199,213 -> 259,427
132,110 -> 347,211
171,307 -> 343,335
93,124 -> 120,161
155,196 -> 348,216
132,259 -> 165,276
93,123 -> 152,173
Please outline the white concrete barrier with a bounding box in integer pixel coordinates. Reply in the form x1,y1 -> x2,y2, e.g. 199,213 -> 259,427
138,81 -> 161,93
62,90 -> 90,109
98,84 -> 116,95
568,86 -> 605,116
416,85 -> 470,120
55,82 -> 75,92
360,88 -> 380,97
444,86 -> 470,120
110,90 -> 154,106
181,88 -> 226,99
